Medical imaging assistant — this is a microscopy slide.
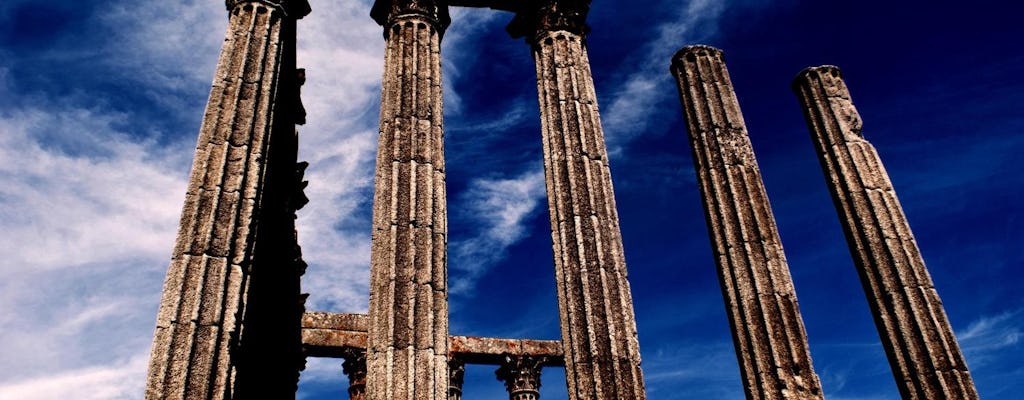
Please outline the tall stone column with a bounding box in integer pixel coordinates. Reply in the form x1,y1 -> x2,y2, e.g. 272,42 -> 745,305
496,355 -> 547,400
145,1 -> 310,399
508,2 -> 646,399
671,45 -> 823,400
793,66 -> 979,400
366,1 -> 450,399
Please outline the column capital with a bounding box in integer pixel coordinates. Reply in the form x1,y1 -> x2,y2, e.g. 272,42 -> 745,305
341,348 -> 368,400
371,0 -> 451,33
448,359 -> 466,400
507,0 -> 591,42
495,354 -> 547,399
225,0 -> 311,18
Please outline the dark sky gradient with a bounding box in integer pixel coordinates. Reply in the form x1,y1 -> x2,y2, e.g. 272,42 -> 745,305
435,2 -> 1024,399
0,1 -> 1020,399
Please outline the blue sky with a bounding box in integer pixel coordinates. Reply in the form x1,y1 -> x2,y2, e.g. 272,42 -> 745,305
0,0 -> 1020,399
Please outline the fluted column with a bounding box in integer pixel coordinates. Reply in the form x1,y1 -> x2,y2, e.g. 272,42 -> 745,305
496,355 -> 547,400
366,1 -> 450,399
448,359 -> 465,400
145,1 -> 309,399
793,66 -> 979,400
508,2 -> 646,399
671,45 -> 823,400
342,349 -> 368,400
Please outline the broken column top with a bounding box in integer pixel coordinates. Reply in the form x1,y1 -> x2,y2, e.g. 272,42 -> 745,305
225,0 -> 311,18
671,45 -> 724,67
793,65 -> 844,88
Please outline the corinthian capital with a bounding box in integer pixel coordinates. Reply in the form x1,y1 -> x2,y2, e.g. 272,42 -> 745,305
225,0 -> 311,18
371,0 -> 451,31
507,0 -> 591,40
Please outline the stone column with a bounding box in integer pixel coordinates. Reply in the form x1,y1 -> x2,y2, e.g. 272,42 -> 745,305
507,2 -> 646,399
366,1 -> 450,399
496,355 -> 548,400
145,1 -> 310,399
448,359 -> 465,400
793,66 -> 979,400
670,45 -> 823,400
342,348 -> 368,400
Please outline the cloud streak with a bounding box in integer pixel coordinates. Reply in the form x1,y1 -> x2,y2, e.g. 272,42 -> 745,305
449,170 -> 547,294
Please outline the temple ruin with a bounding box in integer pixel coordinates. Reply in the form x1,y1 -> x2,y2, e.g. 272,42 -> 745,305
144,1 -> 979,399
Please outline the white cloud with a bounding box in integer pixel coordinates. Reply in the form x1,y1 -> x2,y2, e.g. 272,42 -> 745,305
0,101 -> 188,394
958,310 -> 1023,368
449,170 -> 547,294
0,355 -> 148,400
600,0 -> 726,156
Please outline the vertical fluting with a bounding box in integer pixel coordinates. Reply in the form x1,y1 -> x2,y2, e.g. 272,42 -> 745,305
670,45 -> 823,400
366,1 -> 450,399
793,66 -> 979,400
146,1 -> 309,399
509,2 -> 646,399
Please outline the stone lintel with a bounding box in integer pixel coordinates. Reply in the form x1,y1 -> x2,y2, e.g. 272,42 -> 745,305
450,336 -> 564,366
301,312 -> 563,366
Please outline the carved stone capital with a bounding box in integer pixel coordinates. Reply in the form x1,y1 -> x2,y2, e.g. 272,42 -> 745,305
225,0 -> 311,18
507,0 -> 591,42
495,354 -> 547,400
340,348 -> 367,400
371,0 -> 451,32
448,359 -> 466,400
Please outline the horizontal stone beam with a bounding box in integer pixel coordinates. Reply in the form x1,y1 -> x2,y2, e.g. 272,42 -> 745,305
449,335 -> 563,367
302,312 -> 368,358
302,312 -> 563,366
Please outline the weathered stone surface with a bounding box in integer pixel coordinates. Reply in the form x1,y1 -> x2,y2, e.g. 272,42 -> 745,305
300,312 -> 564,364
366,2 -> 450,399
496,355 -> 548,400
146,1 -> 308,399
515,3 -> 647,399
793,66 -> 979,400
671,45 -> 823,400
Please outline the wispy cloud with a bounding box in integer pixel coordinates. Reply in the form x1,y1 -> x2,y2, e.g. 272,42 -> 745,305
958,310 -> 1023,368
600,0 -> 727,155
0,93 -> 186,395
449,170 -> 547,294
0,355 -> 148,400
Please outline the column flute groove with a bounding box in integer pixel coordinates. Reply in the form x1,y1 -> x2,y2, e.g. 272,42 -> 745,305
793,66 -> 978,400
671,45 -> 823,400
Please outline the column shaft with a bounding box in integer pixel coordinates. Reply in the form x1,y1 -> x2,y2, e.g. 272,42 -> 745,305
526,24 -> 646,400
366,1 -> 450,399
793,66 -> 979,400
671,45 -> 823,400
146,1 -> 309,399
